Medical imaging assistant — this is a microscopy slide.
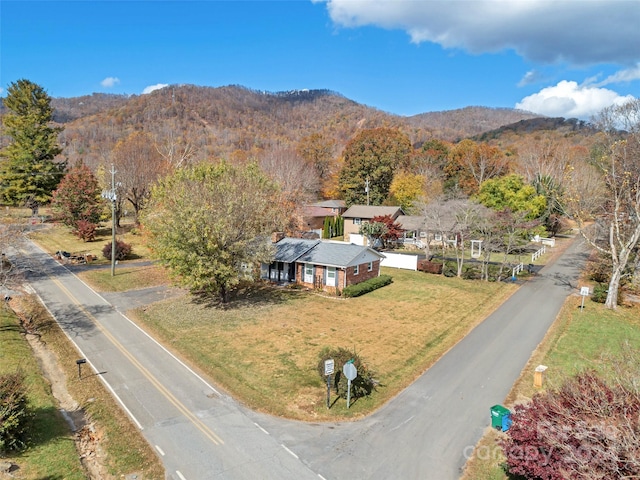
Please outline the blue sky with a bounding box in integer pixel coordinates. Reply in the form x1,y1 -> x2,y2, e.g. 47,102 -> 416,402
1,0 -> 639,119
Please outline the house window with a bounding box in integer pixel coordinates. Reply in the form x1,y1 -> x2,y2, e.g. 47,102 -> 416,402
367,261 -> 373,272
434,233 -> 442,242
354,264 -> 359,275
326,266 -> 336,287
304,263 -> 314,283
354,218 -> 361,225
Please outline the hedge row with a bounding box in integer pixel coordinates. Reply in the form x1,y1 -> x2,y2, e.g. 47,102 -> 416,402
342,274 -> 393,297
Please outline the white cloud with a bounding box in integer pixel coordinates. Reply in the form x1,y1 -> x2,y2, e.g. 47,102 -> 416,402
321,0 -> 640,64
591,64 -> 640,88
515,81 -> 635,119
142,84 -> 169,94
518,70 -> 544,87
101,77 -> 120,88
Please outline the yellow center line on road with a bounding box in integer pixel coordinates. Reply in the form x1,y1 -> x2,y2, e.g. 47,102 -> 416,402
50,276 -> 224,446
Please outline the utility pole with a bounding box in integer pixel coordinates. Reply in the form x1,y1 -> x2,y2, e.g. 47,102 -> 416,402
101,165 -> 118,276
110,165 -> 117,276
365,177 -> 370,206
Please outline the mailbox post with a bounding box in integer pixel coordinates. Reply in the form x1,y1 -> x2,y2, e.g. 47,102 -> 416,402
76,358 -> 87,379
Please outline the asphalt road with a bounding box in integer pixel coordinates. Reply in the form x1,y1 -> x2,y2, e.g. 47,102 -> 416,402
23,236 -> 587,480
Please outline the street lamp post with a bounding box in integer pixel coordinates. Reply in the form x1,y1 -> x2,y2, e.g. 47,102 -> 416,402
101,165 -> 118,276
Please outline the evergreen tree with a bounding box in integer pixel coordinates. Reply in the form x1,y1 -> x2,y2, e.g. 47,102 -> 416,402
0,79 -> 65,211
323,216 -> 331,239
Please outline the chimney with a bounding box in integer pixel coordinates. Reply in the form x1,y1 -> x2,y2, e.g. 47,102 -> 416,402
271,232 -> 285,243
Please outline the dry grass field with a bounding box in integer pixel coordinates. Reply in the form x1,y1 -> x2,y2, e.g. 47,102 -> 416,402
130,268 -> 518,420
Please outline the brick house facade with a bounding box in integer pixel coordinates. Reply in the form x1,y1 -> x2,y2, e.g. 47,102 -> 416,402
262,237 -> 384,294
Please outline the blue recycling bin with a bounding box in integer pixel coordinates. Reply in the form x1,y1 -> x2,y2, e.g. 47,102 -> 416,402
490,404 -> 512,432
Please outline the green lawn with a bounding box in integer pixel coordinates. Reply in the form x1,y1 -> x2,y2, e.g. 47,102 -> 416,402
0,307 -> 86,480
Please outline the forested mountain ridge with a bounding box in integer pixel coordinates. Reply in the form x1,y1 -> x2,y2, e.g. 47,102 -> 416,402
21,84 -> 545,169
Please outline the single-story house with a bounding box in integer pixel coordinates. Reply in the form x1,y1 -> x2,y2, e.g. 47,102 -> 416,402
341,205 -> 404,243
261,237 -> 384,293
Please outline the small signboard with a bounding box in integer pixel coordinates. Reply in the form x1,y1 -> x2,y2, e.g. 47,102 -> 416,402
324,359 -> 335,376
579,286 -> 590,311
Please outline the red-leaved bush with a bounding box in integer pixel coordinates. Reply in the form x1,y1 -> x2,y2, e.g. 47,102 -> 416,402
501,370 -> 640,479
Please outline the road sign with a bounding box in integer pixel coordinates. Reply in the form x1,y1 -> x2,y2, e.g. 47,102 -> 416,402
579,286 -> 590,311
343,362 -> 358,409
343,362 -> 357,381
324,359 -> 335,376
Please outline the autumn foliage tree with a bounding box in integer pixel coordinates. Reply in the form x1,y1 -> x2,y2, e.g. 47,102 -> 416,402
502,370 -> 640,479
359,215 -> 404,249
338,128 -> 412,206
444,139 -> 509,196
143,161 -> 289,303
389,171 -> 425,213
50,162 -> 103,241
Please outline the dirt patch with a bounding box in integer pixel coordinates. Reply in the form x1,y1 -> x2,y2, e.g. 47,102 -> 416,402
11,297 -> 112,480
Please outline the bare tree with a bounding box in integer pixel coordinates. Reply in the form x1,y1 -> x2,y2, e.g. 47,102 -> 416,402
567,99 -> 640,308
154,129 -> 197,169
111,132 -> 169,225
258,145 -> 320,205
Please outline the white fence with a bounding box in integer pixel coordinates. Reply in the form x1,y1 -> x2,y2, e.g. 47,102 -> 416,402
532,245 -> 546,262
380,252 -> 419,271
512,262 -> 524,278
349,233 -> 367,246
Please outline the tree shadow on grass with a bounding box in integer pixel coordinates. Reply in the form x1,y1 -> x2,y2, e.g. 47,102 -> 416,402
191,282 -> 306,310
6,405 -> 76,464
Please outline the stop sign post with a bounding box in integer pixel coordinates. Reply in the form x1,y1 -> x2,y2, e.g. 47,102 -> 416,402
343,360 -> 358,408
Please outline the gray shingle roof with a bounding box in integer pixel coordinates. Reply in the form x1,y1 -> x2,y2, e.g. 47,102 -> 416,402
342,205 -> 404,219
272,237 -> 383,268
273,238 -> 319,262
396,215 -> 427,231
297,241 -> 384,268
309,200 -> 346,209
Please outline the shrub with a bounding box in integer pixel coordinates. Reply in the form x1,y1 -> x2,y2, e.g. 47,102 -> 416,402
342,274 -> 392,297
0,372 -> 30,453
317,347 -> 377,399
73,219 -> 98,242
501,370 -> 640,480
102,240 -> 132,261
591,282 -> 624,305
